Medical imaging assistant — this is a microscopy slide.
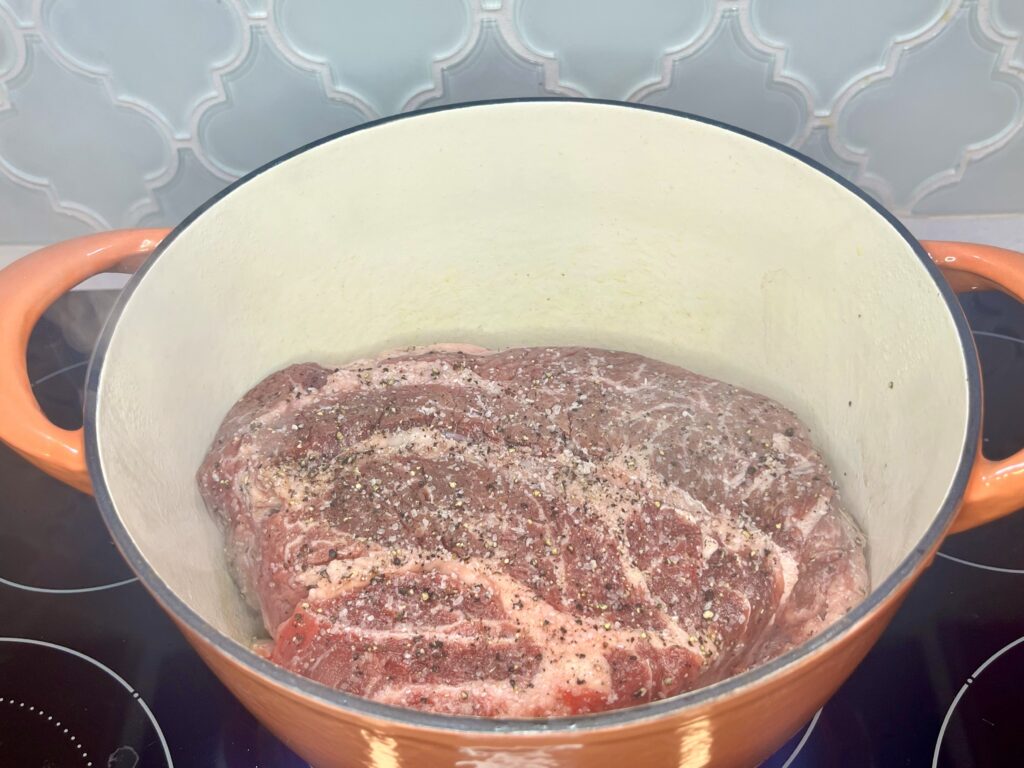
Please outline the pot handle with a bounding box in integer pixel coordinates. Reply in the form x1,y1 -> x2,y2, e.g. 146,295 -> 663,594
923,240 -> 1024,533
0,229 -> 170,494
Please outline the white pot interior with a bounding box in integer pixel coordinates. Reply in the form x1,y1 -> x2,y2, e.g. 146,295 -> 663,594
93,101 -> 969,646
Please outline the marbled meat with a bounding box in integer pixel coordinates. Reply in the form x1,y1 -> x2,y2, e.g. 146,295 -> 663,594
197,345 -> 868,717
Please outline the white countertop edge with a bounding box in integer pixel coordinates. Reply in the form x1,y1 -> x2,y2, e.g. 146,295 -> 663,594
1,215 -> 1022,292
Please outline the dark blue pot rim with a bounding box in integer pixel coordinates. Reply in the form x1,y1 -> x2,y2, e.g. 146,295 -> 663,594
83,98 -> 980,735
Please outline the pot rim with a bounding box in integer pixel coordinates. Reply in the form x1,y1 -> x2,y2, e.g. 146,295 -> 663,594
83,98 -> 981,735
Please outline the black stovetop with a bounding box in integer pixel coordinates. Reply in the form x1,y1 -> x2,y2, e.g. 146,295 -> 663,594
1,289 -> 1023,768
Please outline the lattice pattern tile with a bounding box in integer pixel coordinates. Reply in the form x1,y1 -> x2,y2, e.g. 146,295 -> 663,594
0,0 -> 1021,243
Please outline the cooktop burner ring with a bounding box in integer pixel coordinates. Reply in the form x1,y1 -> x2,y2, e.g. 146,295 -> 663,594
934,552 -> 1024,575
932,634 -> 1024,767
0,695 -> 94,765
0,637 -> 174,767
779,709 -> 821,768
33,360 -> 88,387
0,575 -> 139,594
0,360 -> 139,595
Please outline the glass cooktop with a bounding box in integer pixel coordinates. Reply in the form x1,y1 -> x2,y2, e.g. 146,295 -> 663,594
1,288 -> 1022,767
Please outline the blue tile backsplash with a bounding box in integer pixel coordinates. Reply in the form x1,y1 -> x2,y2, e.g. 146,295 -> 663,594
0,0 -> 1021,243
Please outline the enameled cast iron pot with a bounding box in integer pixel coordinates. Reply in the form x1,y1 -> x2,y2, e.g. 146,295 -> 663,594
1,100 -> 1023,768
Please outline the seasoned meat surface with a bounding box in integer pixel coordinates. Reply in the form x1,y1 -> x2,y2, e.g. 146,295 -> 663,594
197,345 -> 868,717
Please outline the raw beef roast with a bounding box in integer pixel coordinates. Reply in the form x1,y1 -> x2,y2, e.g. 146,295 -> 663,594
197,345 -> 868,717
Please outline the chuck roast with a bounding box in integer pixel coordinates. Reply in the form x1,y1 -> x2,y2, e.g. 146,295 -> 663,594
197,345 -> 868,717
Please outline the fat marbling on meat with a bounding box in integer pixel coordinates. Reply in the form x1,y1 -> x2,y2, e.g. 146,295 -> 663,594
197,345 -> 868,717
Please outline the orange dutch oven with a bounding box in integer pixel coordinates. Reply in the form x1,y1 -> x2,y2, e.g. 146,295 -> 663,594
1,100 -> 1023,767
